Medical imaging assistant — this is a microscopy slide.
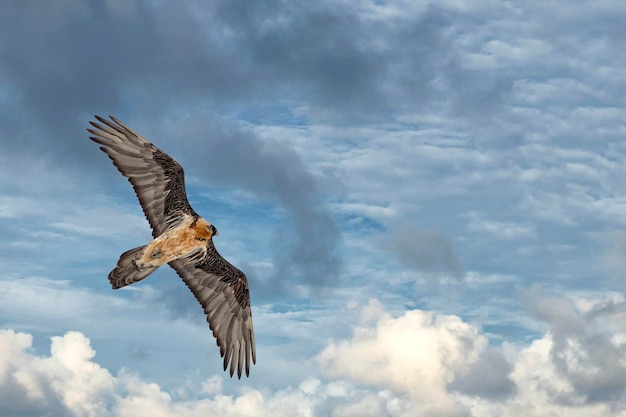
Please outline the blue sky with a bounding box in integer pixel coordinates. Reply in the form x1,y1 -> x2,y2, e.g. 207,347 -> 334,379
1,0 -> 626,415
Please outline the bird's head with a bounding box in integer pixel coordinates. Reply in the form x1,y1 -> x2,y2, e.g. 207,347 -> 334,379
198,218 -> 219,238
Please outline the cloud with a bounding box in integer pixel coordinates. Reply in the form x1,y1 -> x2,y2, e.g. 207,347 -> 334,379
0,328 -> 408,417
207,0 -> 469,123
381,224 -> 464,280
466,213 -> 536,240
0,330 -> 114,417
504,335 -> 624,417
522,285 -> 626,405
450,347 -> 517,400
0,0 -> 453,155
603,231 -> 626,278
318,299 -> 483,416
316,297 -> 626,416
3,293 -> 626,417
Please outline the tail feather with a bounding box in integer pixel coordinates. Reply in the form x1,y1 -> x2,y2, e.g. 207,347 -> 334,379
108,245 -> 159,289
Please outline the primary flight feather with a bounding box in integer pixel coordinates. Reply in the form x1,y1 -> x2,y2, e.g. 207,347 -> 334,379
87,115 -> 256,378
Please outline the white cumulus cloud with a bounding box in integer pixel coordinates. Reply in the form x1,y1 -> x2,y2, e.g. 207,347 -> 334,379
2,294 -> 626,417
318,299 -> 486,416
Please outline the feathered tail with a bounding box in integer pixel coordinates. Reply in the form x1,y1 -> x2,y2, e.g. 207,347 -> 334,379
108,245 -> 160,289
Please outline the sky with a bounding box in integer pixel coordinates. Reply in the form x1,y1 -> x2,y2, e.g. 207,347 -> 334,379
1,0 -> 626,416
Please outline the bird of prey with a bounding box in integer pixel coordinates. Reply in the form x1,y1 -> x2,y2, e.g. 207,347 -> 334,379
87,115 -> 255,378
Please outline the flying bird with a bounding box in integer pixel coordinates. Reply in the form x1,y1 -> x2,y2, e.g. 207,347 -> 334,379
87,115 -> 255,378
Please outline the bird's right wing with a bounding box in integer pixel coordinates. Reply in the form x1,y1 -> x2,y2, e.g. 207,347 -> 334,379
87,115 -> 196,237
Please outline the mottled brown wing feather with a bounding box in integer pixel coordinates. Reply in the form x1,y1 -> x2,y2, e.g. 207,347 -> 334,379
169,240 -> 256,378
87,115 -> 196,237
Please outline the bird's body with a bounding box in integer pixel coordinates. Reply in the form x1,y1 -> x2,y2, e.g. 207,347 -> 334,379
87,116 -> 255,378
135,214 -> 213,271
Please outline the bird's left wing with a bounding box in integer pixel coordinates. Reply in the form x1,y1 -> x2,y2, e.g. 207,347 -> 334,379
169,241 -> 256,378
87,115 -> 196,237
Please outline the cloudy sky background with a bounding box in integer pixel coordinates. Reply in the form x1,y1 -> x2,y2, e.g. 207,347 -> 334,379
2,0 -> 626,415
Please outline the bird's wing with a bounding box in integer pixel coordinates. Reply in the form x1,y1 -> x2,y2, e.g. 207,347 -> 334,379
169,240 -> 256,378
87,115 -> 196,237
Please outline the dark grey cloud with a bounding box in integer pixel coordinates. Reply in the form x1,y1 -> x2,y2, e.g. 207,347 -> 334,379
450,347 -> 517,400
523,285 -> 626,405
125,342 -> 149,361
0,1 -> 468,157
382,224 -> 464,280
0,1 -> 250,158
584,297 -> 626,320
3,0 -> 623,164
212,1 -> 456,122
